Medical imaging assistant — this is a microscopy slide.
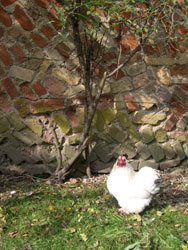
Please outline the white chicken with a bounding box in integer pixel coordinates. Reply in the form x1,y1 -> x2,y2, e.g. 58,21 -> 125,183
107,155 -> 162,214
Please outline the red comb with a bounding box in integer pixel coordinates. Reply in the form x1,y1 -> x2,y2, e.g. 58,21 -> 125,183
117,155 -> 126,167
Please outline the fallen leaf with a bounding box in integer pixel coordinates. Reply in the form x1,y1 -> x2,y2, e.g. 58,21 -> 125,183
88,208 -> 95,213
64,207 -> 71,212
9,231 -> 18,238
183,210 -> 188,215
69,228 -> 76,233
22,233 -> 29,237
80,233 -> 88,241
130,214 -> 142,222
181,244 -> 188,250
65,227 -> 76,233
93,240 -> 99,248
156,211 -> 162,216
49,204 -> 54,211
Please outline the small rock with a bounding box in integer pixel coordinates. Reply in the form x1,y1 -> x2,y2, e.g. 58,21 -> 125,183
69,178 -> 79,184
169,168 -> 184,176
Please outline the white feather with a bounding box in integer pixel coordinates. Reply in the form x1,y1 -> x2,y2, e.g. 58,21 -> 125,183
107,157 -> 162,214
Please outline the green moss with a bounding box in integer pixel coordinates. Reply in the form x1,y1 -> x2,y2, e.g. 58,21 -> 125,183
72,125 -> 84,133
7,112 -> 26,131
155,128 -> 167,143
53,112 -> 71,134
101,107 -> 116,124
93,109 -> 106,131
128,126 -> 140,143
109,125 -> 127,142
25,117 -> 43,137
117,111 -> 132,129
0,117 -> 10,133
78,108 -> 85,124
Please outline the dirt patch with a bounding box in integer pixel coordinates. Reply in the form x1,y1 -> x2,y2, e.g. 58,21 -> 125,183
0,168 -> 188,208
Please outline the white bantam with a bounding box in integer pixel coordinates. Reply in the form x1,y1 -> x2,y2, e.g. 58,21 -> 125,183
107,155 -> 162,214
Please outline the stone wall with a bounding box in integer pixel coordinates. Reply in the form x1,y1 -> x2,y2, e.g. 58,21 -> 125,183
0,0 -> 188,175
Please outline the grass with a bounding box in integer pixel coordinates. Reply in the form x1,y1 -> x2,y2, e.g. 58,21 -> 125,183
0,178 -> 188,250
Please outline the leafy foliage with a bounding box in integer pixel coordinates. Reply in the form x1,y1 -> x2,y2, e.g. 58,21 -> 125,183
57,0 -> 187,44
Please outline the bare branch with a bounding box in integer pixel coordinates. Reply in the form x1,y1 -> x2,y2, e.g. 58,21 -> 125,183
106,44 -> 141,79
51,125 -> 63,173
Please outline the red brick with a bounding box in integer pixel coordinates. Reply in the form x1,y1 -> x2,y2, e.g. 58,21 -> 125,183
100,94 -> 113,104
108,64 -> 125,80
0,44 -> 13,66
171,100 -> 186,116
121,11 -> 131,20
94,64 -> 105,78
40,25 -> 55,40
164,113 -> 178,131
102,52 -> 117,63
0,26 -> 4,38
30,99 -> 64,113
178,38 -> 188,53
176,25 -> 188,35
170,65 -> 188,76
1,77 -> 18,99
1,0 -> 16,6
44,75 -> 66,96
173,86 -> 188,103
10,44 -> 27,63
55,42 -> 71,58
124,93 -> 138,111
167,41 -> 178,57
118,38 -> 130,54
30,33 -> 48,48
125,33 -> 139,50
66,109 -> 80,128
48,8 -> 62,30
0,7 -> 12,27
0,27 -> 4,38
143,44 -> 156,56
20,83 -> 37,99
155,43 -> 165,56
52,0 -> 63,8
177,0 -> 187,13
34,0 -> 50,8
180,85 -> 188,91
136,2 -> 149,9
14,5 -> 35,31
174,12 -> 184,21
112,23 -> 128,35
0,93 -> 13,112
32,80 -> 47,97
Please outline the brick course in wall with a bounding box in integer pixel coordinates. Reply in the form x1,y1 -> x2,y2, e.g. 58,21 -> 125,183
0,0 -> 187,175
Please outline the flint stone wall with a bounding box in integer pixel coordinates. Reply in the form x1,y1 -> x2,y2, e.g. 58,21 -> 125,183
0,0 -> 187,176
